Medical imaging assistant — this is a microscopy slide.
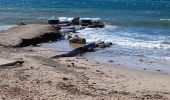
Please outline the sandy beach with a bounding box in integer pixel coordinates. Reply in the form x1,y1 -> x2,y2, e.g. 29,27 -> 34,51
0,44 -> 170,100
0,21 -> 170,100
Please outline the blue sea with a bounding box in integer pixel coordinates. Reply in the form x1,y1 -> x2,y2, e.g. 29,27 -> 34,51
1,0 -> 170,73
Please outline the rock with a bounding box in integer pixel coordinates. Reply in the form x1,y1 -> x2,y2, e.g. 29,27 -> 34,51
62,77 -> 69,81
88,21 -> 105,28
48,19 -> 59,24
108,60 -> 113,62
96,41 -> 113,48
18,22 -> 26,25
54,25 -> 61,30
60,29 -> 76,33
69,35 -> 86,44
81,19 -> 92,26
71,17 -> 80,25
71,62 -> 74,67
86,47 -> 95,52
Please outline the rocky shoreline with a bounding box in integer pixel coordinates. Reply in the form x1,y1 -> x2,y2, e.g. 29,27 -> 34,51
0,18 -> 170,100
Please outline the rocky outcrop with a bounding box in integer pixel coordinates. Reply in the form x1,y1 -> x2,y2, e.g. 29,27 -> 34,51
0,24 -> 61,47
48,19 -> 59,25
69,35 -> 86,44
71,17 -> 80,25
96,41 -> 113,48
80,20 -> 92,26
88,21 -> 105,28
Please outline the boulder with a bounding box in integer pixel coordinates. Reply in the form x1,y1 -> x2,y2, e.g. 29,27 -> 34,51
71,17 -> 80,25
54,25 -> 61,30
48,19 -> 59,24
96,41 -> 113,48
88,22 -> 105,28
69,35 -> 86,44
81,20 -> 92,26
18,22 -> 26,26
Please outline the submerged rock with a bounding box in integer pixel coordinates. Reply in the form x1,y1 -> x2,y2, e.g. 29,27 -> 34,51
48,19 -> 59,24
69,35 -> 86,44
81,19 -> 92,26
96,41 -> 113,48
71,17 -> 80,25
88,21 -> 105,28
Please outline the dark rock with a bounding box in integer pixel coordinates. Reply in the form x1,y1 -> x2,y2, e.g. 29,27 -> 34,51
18,22 -> 26,25
139,59 -> 144,62
155,69 -> 162,72
86,47 -> 95,52
108,60 -> 113,62
69,35 -> 86,44
88,21 -> 105,28
48,19 -> 59,24
81,20 -> 92,26
62,77 -> 69,81
54,25 -> 61,30
71,62 -> 74,67
71,17 -> 80,25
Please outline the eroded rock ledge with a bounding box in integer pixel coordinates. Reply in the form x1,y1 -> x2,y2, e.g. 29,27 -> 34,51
0,24 -> 61,47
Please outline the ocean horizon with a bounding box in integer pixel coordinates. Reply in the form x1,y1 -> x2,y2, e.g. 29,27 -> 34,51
1,0 -> 170,73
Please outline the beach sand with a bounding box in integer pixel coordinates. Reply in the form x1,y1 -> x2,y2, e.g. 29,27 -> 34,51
0,24 -> 170,100
0,45 -> 170,100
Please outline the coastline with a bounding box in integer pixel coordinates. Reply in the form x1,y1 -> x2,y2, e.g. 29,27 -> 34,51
0,22 -> 170,99
0,45 -> 170,100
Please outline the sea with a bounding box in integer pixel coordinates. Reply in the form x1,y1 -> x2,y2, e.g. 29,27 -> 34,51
1,0 -> 170,73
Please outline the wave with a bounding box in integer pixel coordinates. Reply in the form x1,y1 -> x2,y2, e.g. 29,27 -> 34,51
77,25 -> 170,50
0,25 -> 17,31
38,16 -> 101,22
160,19 -> 170,21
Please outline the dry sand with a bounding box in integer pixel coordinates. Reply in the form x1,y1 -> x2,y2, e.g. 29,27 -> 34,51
0,24 -> 58,47
0,46 -> 170,100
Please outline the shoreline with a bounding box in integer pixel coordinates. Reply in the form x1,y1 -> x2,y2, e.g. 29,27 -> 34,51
0,46 -> 170,99
0,21 -> 170,99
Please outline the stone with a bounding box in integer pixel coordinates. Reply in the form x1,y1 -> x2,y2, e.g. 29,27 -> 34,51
54,25 -> 61,30
108,60 -> 113,62
88,21 -> 105,28
48,19 -> 59,24
81,19 -> 92,26
71,17 -> 80,25
18,22 -> 26,25
96,41 -> 113,48
69,35 -> 86,44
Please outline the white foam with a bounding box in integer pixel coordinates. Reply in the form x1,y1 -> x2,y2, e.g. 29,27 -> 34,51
160,19 -> 170,21
58,17 -> 101,22
0,25 -> 17,31
78,25 -> 170,50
